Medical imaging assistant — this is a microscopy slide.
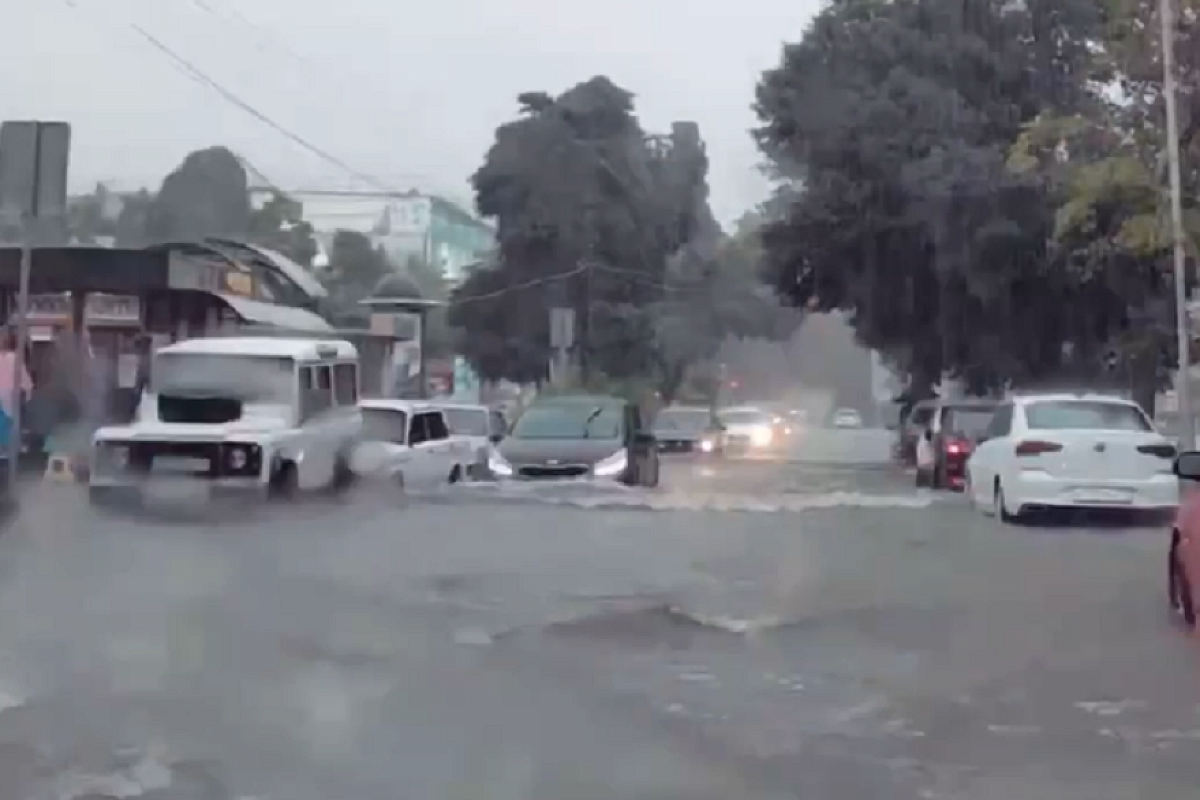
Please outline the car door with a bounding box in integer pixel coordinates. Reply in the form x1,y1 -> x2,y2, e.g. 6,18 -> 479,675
411,411 -> 454,486
423,411 -> 458,482
626,403 -> 646,475
405,412 -> 436,488
489,409 -> 508,442
968,403 -> 1012,506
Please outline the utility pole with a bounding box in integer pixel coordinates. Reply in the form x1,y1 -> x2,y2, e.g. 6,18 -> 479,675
0,122 -> 71,497
578,255 -> 592,387
1162,0 -> 1194,447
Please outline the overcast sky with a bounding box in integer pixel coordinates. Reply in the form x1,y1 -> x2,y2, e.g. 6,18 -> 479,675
9,0 -> 821,226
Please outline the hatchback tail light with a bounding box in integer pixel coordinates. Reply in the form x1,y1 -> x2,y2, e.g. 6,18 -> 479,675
1137,443 -> 1177,459
1014,440 -> 1062,457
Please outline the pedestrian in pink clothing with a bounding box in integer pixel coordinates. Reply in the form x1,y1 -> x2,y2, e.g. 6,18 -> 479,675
0,328 -> 32,419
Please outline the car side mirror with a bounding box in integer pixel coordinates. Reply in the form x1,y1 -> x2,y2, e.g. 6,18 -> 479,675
922,430 -> 933,442
1175,450 -> 1200,480
489,433 -> 503,444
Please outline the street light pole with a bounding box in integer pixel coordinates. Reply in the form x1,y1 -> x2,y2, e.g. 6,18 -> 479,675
1162,0 -> 1194,446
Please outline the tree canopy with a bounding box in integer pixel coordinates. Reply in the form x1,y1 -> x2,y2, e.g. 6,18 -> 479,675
752,0 -> 1195,408
451,76 -> 791,395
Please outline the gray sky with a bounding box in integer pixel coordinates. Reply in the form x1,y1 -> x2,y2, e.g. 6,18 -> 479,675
11,0 -> 820,225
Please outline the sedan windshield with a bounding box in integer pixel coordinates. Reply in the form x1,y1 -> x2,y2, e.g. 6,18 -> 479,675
720,410 -> 770,425
512,404 -> 623,440
654,409 -> 712,431
945,407 -> 995,438
1024,400 -> 1151,432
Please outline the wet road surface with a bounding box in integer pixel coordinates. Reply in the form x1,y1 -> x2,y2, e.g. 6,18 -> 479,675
0,428 -> 1196,798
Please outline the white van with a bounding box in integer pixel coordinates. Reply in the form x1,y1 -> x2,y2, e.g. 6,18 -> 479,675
89,336 -> 362,501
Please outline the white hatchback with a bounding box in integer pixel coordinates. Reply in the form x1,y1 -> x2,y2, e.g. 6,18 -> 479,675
965,393 -> 1179,521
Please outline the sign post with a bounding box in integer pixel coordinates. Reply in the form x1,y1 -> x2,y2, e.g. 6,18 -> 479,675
0,121 -> 71,494
549,307 -> 575,387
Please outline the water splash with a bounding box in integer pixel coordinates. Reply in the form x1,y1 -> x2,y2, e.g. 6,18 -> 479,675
446,481 -> 936,513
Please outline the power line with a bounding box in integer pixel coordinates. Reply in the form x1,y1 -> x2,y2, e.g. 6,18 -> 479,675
447,266 -> 587,307
185,0 -> 315,71
58,0 -> 414,194
128,22 -> 393,192
174,0 -> 430,187
446,262 -> 716,308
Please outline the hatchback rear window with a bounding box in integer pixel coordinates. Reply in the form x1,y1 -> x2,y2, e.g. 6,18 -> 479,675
1023,400 -> 1151,432
944,407 -> 995,437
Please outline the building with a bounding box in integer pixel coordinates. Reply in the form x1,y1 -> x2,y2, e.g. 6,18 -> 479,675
250,188 -> 494,284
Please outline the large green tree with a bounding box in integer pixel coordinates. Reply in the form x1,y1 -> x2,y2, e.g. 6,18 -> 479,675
456,77 -> 742,389
321,230 -> 392,322
145,146 -> 251,242
108,147 -> 317,269
754,0 -> 1103,397
1001,0 -> 1200,411
247,190 -> 319,268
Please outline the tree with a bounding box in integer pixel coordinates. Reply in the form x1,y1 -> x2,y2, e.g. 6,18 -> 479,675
113,189 -> 154,247
754,0 -> 1103,397
649,222 -> 802,403
447,262 -> 551,385
321,230 -> 392,323
464,77 -> 717,385
986,0 -> 1200,413
144,146 -> 251,242
67,183 -> 117,244
402,255 -> 453,360
247,190 -> 319,268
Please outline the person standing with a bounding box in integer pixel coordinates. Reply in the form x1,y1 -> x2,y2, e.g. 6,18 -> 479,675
0,328 -> 33,459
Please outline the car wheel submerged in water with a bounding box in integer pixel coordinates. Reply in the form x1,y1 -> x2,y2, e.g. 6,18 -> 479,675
641,453 -> 660,488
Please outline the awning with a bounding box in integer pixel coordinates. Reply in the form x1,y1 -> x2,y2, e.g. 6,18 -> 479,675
208,239 -> 329,299
215,293 -> 334,333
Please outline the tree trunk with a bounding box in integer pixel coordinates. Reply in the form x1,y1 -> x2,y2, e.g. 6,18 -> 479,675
657,362 -> 687,407
1130,348 -> 1158,418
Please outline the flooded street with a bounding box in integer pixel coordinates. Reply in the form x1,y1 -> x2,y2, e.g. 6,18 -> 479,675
0,429 -> 1196,798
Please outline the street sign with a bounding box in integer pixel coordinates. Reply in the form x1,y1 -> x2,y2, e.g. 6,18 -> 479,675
549,307 -> 575,349
0,121 -> 70,221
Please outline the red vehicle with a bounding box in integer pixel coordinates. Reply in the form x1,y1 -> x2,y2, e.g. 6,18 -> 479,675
1169,451 -> 1200,626
915,401 -> 997,490
939,434 -> 974,489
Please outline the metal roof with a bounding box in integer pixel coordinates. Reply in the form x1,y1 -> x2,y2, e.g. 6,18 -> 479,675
215,293 -> 334,332
160,336 -> 356,360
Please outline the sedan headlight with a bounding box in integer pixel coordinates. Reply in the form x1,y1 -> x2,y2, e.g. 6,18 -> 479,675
699,438 -> 715,453
592,449 -> 628,477
750,426 -> 773,447
487,449 -> 514,477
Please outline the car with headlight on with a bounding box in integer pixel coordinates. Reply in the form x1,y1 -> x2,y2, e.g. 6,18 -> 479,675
652,405 -> 724,455
717,406 -> 779,454
486,395 -> 660,486
89,336 -> 362,504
